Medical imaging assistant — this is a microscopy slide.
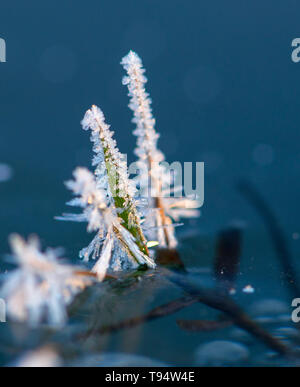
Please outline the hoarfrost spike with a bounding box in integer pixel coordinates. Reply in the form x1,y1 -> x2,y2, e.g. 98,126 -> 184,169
121,51 -> 200,249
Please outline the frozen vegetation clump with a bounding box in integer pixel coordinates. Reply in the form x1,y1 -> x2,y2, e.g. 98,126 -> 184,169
0,235 -> 92,326
0,51 -> 200,328
59,105 -> 156,279
59,51 -> 200,277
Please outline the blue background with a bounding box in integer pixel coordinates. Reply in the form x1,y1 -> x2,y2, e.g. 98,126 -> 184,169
0,0 -> 299,263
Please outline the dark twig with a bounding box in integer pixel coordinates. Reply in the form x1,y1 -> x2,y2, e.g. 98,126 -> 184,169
80,296 -> 197,338
177,318 -> 232,332
238,180 -> 300,299
166,271 -> 295,358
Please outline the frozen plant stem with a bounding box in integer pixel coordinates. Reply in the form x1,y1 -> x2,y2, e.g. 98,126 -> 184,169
121,52 -> 171,248
82,106 -> 150,259
121,51 -> 200,250
59,106 -> 155,278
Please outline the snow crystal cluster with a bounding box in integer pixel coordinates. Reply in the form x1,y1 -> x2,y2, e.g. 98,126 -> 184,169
0,235 -> 92,326
61,166 -> 155,279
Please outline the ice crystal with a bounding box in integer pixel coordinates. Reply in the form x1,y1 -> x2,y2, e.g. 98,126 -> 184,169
121,51 -> 200,249
0,235 -> 92,327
